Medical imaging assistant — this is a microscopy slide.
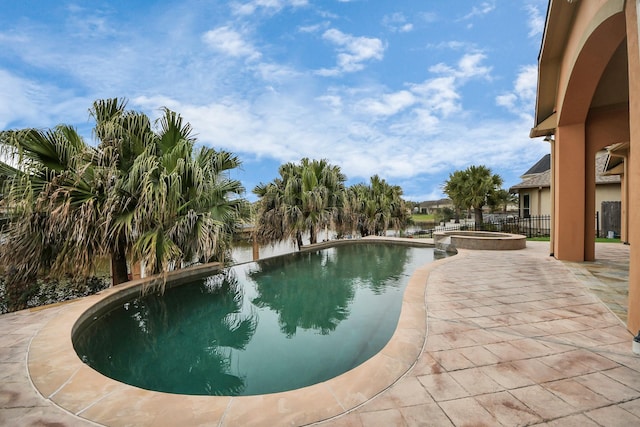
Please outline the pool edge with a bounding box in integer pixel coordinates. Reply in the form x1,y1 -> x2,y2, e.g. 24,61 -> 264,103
27,239 -> 457,427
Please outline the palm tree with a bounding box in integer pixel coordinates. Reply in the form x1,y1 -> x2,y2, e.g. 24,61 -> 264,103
253,158 -> 345,250
488,189 -> 518,213
128,109 -> 249,277
443,169 -> 470,223
0,98 -> 248,300
443,165 -> 503,225
337,175 -> 409,237
0,125 -> 111,308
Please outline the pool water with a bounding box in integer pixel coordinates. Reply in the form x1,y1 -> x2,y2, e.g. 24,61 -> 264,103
73,244 -> 435,396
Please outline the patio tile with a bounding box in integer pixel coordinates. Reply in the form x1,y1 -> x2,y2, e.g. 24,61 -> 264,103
431,349 -> 475,371
483,341 -> 531,362
458,345 -> 502,367
509,358 -> 566,383
469,305 -> 503,316
0,379 -> 44,409
576,327 -> 631,346
448,367 -> 503,395
510,384 -> 576,420
488,324 -> 545,340
438,396 -> 498,426
567,349 -> 621,371
597,343 -> 640,371
585,404 -> 640,426
601,366 -> 640,392
466,328 -> 506,345
537,351 -> 597,377
474,391 -> 542,426
543,378 -> 612,411
424,334 -> 453,352
410,353 -> 440,376
384,377 -> 435,408
0,406 -> 91,426
416,372 -> 469,402
545,413 -> 601,427
399,402 -> 454,427
619,397 -> 640,418
479,362 -> 536,389
533,318 -> 592,335
323,413 -> 364,427
358,409 -> 405,427
574,372 -> 640,402
509,338 -> 557,357
437,330 -> 479,348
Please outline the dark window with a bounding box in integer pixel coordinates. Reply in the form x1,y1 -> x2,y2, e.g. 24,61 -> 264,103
523,194 -> 530,218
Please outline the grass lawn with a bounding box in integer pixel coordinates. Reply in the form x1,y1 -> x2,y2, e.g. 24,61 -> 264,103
410,214 -> 436,223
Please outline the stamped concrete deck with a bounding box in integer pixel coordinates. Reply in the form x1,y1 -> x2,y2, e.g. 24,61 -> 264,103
1,241 -> 637,426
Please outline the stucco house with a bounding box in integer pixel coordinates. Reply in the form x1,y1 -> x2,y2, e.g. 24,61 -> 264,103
530,0 -> 639,332
510,151 -> 621,221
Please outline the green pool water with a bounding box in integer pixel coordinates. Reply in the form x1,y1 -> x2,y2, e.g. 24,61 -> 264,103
73,244 -> 436,396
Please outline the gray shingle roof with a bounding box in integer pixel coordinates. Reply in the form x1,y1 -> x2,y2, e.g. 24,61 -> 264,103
509,152 -> 620,191
522,154 -> 551,176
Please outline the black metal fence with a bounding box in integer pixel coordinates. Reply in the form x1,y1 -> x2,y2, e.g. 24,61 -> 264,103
410,215 -> 551,238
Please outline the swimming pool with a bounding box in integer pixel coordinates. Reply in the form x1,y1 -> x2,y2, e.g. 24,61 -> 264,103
73,244 -> 436,396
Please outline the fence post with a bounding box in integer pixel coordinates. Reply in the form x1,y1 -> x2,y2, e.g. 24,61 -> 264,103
596,211 -> 600,238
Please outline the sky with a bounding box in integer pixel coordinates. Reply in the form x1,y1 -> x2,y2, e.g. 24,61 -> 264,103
0,0 -> 550,202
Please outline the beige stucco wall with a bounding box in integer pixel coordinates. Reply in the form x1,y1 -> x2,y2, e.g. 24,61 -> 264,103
519,183 -> 617,218
519,188 -> 551,216
595,183 -> 622,213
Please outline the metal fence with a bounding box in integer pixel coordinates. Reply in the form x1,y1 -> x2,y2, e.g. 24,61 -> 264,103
410,215 -> 551,238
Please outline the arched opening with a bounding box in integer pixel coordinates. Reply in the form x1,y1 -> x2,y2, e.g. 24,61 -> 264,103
553,10 -> 628,261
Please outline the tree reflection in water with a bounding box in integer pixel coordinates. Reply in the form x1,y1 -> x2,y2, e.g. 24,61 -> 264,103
74,244 -> 436,396
74,269 -> 257,396
249,244 -> 410,337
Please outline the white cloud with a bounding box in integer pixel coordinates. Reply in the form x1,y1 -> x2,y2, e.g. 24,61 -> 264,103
232,0 -> 309,16
357,90 -> 416,117
459,1 -> 496,21
254,62 -> 302,83
298,22 -> 329,33
430,52 -> 492,81
316,28 -> 385,75
409,77 -> 460,117
0,69 -> 90,130
525,3 -> 546,38
496,64 -> 537,120
0,70 -> 47,129
383,13 -> 414,33
202,26 -> 261,61
428,40 -> 473,51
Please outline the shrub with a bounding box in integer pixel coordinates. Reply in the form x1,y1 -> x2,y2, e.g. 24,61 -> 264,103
0,275 -> 110,314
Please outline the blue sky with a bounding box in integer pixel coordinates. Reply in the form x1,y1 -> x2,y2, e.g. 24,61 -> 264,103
0,0 -> 550,202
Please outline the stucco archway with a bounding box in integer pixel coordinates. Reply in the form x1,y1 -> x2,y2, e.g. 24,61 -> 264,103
553,6 -> 628,262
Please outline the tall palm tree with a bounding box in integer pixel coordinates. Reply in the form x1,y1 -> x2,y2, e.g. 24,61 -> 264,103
337,175 -> 409,237
128,108 -> 249,276
253,158 -> 345,249
0,98 -> 248,299
443,165 -> 503,225
0,125 -> 110,308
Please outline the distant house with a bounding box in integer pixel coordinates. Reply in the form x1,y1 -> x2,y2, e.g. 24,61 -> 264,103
510,151 -> 620,219
417,198 -> 452,214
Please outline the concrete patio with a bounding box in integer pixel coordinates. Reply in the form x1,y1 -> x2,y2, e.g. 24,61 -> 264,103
1,241 -> 637,426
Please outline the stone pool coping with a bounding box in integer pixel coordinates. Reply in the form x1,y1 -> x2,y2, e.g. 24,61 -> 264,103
27,239 -> 456,426
434,230 -> 527,252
